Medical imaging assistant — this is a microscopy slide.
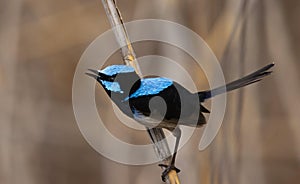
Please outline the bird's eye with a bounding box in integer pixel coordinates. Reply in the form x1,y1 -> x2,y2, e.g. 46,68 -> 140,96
109,76 -> 115,81
101,74 -> 115,82
107,74 -> 117,82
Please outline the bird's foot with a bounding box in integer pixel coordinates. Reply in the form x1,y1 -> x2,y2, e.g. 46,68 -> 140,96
158,164 -> 180,182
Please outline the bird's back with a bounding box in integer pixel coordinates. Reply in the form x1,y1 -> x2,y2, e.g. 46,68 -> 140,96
127,77 -> 207,130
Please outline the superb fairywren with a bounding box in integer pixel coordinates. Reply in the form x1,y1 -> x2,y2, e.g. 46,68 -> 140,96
86,63 -> 274,181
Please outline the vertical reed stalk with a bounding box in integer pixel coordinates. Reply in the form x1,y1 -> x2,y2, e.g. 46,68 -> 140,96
101,0 -> 180,183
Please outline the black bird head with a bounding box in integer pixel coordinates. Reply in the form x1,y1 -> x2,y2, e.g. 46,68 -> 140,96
86,65 -> 141,98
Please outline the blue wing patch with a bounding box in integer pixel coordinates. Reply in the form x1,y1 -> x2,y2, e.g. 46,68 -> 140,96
100,65 -> 135,76
100,80 -> 124,93
124,77 -> 173,101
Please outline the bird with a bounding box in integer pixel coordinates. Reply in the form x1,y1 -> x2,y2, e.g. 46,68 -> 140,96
86,63 -> 274,181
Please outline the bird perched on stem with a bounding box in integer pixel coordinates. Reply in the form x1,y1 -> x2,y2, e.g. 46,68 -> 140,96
86,63 -> 274,181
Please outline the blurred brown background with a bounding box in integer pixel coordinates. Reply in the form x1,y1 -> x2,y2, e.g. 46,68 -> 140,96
1,0 -> 300,184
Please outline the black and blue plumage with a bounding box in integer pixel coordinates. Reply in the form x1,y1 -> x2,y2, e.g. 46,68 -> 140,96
86,63 -> 274,181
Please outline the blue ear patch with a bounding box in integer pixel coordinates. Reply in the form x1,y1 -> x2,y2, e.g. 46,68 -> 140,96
101,65 -> 135,76
124,77 -> 173,101
100,80 -> 124,93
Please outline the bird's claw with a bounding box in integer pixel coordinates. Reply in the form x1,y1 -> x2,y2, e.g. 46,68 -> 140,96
158,164 -> 180,182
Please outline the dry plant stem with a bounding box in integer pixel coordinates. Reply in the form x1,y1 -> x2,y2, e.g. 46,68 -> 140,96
101,0 -> 141,76
101,0 -> 180,183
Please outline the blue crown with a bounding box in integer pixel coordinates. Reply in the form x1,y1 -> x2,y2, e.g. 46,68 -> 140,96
100,65 -> 135,76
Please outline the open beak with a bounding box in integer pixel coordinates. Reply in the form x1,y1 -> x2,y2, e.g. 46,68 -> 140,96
85,69 -> 114,81
85,69 -> 99,80
85,72 -> 98,80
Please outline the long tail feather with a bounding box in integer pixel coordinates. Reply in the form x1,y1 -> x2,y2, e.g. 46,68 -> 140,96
198,63 -> 274,101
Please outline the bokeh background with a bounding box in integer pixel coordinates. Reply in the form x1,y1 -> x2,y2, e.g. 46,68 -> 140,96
1,0 -> 300,184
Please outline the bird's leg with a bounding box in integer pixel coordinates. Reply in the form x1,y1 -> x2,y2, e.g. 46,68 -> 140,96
158,127 -> 181,182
